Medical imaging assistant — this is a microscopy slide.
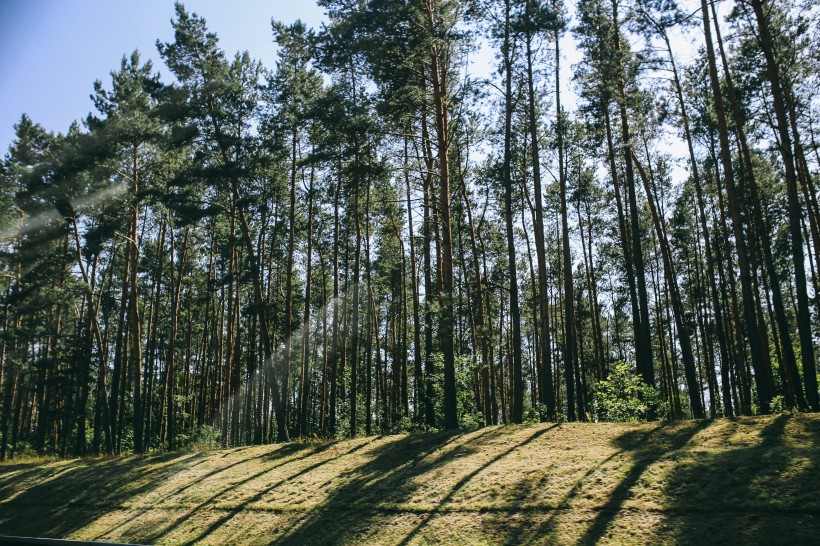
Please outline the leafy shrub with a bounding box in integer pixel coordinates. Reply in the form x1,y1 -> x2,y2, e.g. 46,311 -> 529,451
594,363 -> 667,422
176,425 -> 221,451
769,395 -> 789,414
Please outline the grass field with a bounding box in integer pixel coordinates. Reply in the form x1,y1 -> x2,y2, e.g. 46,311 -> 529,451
0,414 -> 818,545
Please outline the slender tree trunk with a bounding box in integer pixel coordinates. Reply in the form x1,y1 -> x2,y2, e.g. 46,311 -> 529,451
556,29 -> 578,422
299,164 -> 315,437
749,0 -> 818,410
501,0 -> 524,424
229,176 -> 289,440
349,173 -> 363,438
612,0 -> 654,387
329,169 -> 342,436
632,152 -> 704,418
281,128 -> 300,434
701,0 -> 772,413
661,27 -> 733,416
604,106 -> 643,376
422,113 -> 437,429
364,172 -> 374,436
525,0 -> 555,421
129,142 -> 144,453
424,0 -> 458,429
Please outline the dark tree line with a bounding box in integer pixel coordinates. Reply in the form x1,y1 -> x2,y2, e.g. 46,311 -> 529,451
1,0 -> 819,459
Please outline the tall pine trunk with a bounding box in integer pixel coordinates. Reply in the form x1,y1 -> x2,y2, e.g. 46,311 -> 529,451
749,0 -> 818,410
501,0 -> 524,424
701,0 -> 773,413
425,0 -> 458,430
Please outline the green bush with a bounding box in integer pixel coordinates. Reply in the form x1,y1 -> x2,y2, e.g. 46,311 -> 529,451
176,425 -> 221,451
769,395 -> 789,414
594,363 -> 667,422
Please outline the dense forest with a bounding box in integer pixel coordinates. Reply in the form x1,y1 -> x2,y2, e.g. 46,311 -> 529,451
1,0 -> 819,459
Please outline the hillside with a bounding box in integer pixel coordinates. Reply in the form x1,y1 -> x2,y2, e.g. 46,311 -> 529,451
0,414 -> 818,545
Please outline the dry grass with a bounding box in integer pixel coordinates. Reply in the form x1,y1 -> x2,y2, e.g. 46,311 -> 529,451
0,414 -> 818,545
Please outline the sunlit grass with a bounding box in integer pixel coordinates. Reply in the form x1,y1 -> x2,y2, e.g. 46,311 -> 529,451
0,414 -> 818,545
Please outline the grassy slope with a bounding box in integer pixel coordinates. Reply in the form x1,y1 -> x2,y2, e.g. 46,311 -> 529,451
0,414 -> 818,545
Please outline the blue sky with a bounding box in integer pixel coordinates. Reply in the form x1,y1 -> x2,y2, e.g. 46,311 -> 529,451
0,0 -> 327,154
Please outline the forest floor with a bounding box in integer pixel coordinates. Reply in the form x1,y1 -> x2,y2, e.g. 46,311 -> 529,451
0,414 -> 818,545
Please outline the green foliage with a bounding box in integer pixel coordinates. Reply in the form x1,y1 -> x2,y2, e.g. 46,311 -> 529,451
456,355 -> 484,429
523,404 -> 545,424
769,395 -> 789,415
175,425 -> 222,452
593,363 -> 667,422
423,353 -> 484,431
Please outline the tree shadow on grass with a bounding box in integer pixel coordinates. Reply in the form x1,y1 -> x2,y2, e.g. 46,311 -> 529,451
259,426 -> 554,546
0,430 -> 477,544
4,416 -> 816,545
154,440 -> 343,504
486,422 -> 667,545
660,414 -> 820,545
92,439 -> 362,542
393,425 -> 559,546
471,420 -> 710,545
259,428 -> 493,545
490,415 -> 820,545
153,438 -> 377,544
0,439 -> 363,542
0,450 -> 206,538
575,419 -> 711,545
